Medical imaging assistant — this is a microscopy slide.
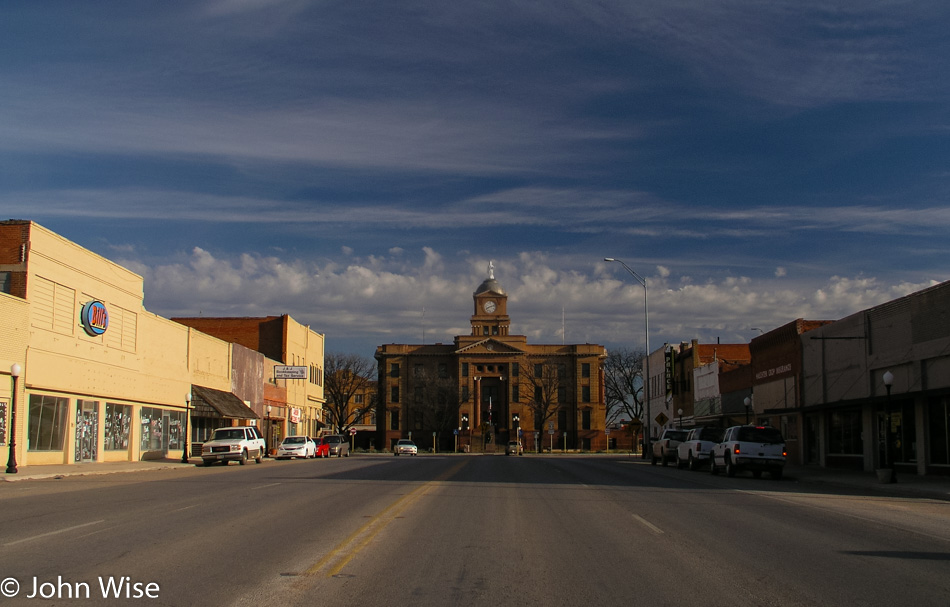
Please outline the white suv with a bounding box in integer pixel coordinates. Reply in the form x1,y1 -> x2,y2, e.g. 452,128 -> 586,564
676,426 -> 723,470
710,425 -> 786,479
201,426 -> 267,466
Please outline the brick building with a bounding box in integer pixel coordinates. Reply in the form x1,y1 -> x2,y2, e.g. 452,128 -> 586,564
375,267 -> 608,453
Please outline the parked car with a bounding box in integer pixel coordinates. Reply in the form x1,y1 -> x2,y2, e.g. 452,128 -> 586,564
651,428 -> 689,466
393,439 -> 418,456
325,434 -> 349,457
315,436 -> 330,458
201,426 -> 266,466
710,425 -> 786,479
275,435 -> 316,459
505,440 -> 523,456
676,426 -> 723,470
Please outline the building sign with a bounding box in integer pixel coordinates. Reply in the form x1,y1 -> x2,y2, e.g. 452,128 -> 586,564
755,363 -> 793,381
80,300 -> 109,336
274,365 -> 308,380
290,407 -> 301,424
665,348 -> 675,396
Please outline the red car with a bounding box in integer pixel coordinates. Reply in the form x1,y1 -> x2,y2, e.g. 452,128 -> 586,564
314,436 -> 331,458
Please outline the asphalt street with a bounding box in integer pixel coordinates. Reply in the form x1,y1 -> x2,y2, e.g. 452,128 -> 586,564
0,455 -> 948,606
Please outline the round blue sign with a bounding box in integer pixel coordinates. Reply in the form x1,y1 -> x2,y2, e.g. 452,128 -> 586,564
81,300 -> 109,336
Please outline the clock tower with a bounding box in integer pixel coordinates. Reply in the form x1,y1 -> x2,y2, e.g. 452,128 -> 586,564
471,261 -> 510,337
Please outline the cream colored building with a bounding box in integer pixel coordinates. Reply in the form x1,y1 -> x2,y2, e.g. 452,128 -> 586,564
0,220 -> 325,468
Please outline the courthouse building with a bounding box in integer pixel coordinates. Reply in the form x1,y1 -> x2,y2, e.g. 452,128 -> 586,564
0,220 -> 324,467
375,267 -> 608,453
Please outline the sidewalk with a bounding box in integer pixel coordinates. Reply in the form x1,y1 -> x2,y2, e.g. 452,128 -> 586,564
3,457 -> 950,502
785,464 -> 950,502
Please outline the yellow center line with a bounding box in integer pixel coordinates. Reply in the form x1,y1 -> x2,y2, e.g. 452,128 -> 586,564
302,459 -> 469,579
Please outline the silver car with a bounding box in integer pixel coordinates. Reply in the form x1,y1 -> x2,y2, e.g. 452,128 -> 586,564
325,434 -> 349,457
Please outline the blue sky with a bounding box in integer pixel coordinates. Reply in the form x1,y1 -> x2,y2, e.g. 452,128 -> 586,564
3,1 -> 949,357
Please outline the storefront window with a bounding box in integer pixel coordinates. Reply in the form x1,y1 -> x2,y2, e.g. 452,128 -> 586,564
140,407 -> 184,452
29,394 -> 68,451
104,403 -> 132,450
827,409 -> 862,455
927,397 -> 949,466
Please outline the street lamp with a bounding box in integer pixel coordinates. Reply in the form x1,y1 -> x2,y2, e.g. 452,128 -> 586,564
882,371 -> 896,483
743,396 -> 752,424
605,257 -> 651,459
677,408 -> 683,429
182,392 -> 192,464
6,363 -> 21,474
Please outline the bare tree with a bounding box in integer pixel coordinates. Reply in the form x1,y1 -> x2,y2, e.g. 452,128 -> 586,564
603,347 -> 644,439
519,357 -> 564,453
323,352 -> 376,434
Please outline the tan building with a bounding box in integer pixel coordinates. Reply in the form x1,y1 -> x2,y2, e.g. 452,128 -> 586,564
0,220 -> 322,468
375,267 -> 608,453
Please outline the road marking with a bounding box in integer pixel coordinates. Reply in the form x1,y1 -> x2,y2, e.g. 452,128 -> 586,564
632,514 -> 664,535
253,483 -> 282,490
4,520 -> 105,546
301,460 -> 469,579
170,504 -> 199,513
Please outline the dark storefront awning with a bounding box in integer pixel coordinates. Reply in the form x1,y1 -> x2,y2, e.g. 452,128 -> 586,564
191,385 -> 259,420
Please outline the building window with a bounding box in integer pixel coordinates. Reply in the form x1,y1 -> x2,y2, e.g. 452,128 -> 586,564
582,363 -> 591,378
828,409 -> 862,455
582,386 -> 591,403
391,386 -> 400,403
557,387 -> 566,403
104,403 -> 132,450
390,409 -> 400,431
582,409 -> 592,430
462,386 -> 470,401
438,363 -> 448,378
512,362 -> 519,377
0,271 -> 10,294
390,363 -> 400,378
492,326 -> 499,335
140,407 -> 184,452
483,326 -> 489,336
557,409 -> 567,430
534,364 -> 543,378
534,386 -> 542,402
414,364 -> 424,377
462,363 -> 469,377
355,394 -> 364,405
929,397 -> 950,465
28,394 -> 68,451
512,383 -> 519,403
557,364 -> 566,379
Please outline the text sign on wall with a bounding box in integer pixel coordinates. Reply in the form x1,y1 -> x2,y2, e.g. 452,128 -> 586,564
80,300 -> 109,337
274,365 -> 308,380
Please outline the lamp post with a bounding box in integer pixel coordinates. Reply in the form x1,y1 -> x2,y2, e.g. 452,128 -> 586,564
743,396 -> 752,424
605,258 -> 650,459
6,363 -> 21,474
181,392 -> 192,464
882,371 -> 896,483
677,408 -> 683,429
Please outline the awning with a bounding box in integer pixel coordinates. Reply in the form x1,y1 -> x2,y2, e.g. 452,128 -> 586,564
191,385 -> 259,420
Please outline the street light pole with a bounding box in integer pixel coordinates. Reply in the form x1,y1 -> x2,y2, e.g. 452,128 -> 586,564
882,371 -> 896,483
6,363 -> 21,474
605,258 -> 651,459
181,392 -> 192,464
743,396 -> 752,424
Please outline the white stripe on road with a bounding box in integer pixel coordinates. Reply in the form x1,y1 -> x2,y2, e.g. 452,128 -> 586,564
5,520 -> 105,546
632,514 -> 664,534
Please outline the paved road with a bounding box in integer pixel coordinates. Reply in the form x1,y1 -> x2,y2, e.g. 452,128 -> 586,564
0,455 -> 948,606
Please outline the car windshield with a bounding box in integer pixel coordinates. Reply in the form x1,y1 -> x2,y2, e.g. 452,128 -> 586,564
666,430 -> 689,441
283,437 -> 305,444
326,436 -> 342,444
212,429 -> 245,441
736,426 -> 784,444
397,440 -> 414,445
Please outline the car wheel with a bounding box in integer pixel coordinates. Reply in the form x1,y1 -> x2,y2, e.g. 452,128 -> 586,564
651,454 -> 657,465
239,449 -> 248,465
344,451 -> 349,457
661,452 -> 668,466
203,459 -> 213,467
255,449 -> 263,464
752,470 -> 763,479
710,456 -> 718,475
688,454 -> 697,471
725,455 -> 736,477
771,468 -> 784,480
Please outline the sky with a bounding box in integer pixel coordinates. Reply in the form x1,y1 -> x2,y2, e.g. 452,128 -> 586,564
2,1 -> 949,358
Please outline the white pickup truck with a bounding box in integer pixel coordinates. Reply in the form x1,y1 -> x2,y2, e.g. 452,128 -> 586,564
651,428 -> 689,466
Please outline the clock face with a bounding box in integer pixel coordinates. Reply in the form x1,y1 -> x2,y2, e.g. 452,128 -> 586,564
483,300 -> 496,313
